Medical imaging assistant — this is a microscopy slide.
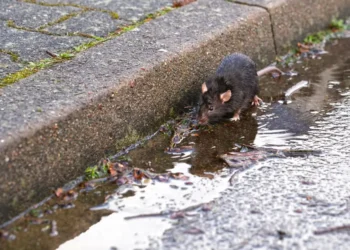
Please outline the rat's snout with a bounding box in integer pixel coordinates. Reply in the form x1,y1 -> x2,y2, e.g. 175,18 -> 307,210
197,115 -> 209,125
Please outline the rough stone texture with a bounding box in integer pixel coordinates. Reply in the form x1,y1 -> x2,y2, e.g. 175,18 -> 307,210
0,53 -> 21,79
0,0 -> 275,222
0,1 -> 79,29
42,0 -> 174,21
233,0 -> 350,54
45,11 -> 130,37
0,21 -> 91,62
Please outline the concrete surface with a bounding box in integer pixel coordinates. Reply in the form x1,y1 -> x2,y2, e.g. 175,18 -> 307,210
0,0 -> 349,223
42,0 -> 174,21
233,0 -> 350,54
0,21 -> 90,62
44,11 -> 130,37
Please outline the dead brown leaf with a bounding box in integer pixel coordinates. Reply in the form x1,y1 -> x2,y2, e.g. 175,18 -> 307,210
173,0 -> 196,8
133,168 -> 144,180
54,188 -> 64,198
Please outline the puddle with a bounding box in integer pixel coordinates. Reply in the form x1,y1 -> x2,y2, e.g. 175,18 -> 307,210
1,37 -> 350,250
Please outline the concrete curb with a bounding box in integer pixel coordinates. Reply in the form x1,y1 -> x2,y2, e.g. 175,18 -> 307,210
0,0 -> 349,222
233,0 -> 350,54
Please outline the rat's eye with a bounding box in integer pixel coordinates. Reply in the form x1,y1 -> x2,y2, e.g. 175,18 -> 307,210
208,105 -> 214,111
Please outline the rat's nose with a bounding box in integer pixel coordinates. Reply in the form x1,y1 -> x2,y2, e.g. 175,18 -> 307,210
198,117 -> 208,125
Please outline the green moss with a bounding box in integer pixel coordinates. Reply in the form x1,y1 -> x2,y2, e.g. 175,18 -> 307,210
7,20 -> 15,28
304,30 -> 330,44
7,19 -> 57,35
329,17 -> 346,30
116,127 -> 142,151
73,40 -> 103,52
29,208 -> 41,217
58,52 -> 75,59
169,107 -> 176,118
109,11 -> 120,19
1,6 -> 175,86
84,166 -> 99,180
84,162 -> 110,180
0,57 -> 68,87
1,68 -> 35,87
38,12 -> 80,30
0,49 -> 20,62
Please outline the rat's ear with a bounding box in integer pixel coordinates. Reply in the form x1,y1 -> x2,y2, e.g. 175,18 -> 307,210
220,90 -> 231,103
201,83 -> 208,94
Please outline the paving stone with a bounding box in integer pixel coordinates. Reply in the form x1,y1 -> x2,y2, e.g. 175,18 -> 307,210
45,11 -> 130,37
0,21 -> 91,62
42,0 -> 174,21
0,1 -> 79,29
0,53 -> 22,79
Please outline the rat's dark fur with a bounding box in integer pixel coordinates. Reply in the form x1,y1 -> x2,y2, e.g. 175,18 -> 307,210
198,53 -> 259,124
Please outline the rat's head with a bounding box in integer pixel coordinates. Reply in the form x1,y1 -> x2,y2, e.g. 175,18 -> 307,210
197,78 -> 233,125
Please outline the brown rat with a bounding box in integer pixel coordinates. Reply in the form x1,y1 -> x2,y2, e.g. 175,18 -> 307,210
197,53 -> 283,124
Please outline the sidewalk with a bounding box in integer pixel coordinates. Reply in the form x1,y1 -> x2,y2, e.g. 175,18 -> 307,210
0,0 -> 349,223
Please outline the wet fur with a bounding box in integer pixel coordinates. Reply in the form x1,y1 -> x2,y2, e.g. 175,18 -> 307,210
198,53 -> 259,124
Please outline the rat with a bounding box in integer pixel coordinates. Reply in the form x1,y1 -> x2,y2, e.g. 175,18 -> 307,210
197,53 -> 284,124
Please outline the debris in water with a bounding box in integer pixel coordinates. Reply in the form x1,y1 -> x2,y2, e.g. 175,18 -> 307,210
184,227 -> 204,235
169,172 -> 189,181
124,202 -> 213,220
165,146 -> 194,157
284,80 -> 309,98
170,211 -> 186,219
0,230 -> 16,241
221,145 -> 322,185
50,220 -> 58,237
54,188 -> 78,202
314,225 -> 350,235
29,219 -> 49,225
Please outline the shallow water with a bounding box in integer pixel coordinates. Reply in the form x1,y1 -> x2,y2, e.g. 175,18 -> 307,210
1,37 -> 350,250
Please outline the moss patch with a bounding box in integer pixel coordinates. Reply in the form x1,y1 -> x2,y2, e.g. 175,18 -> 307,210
108,11 -> 120,20
276,18 -> 349,66
0,49 -> 20,62
1,6 -> 174,87
7,19 -> 57,36
115,127 -> 143,151
38,12 -> 81,30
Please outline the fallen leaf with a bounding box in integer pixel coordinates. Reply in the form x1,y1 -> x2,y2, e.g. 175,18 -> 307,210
173,0 -> 196,8
54,188 -> 64,198
170,211 -> 186,219
133,168 -> 144,180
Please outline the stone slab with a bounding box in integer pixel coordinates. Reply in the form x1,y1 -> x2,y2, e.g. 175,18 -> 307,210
45,11 -> 130,37
0,53 -> 21,79
0,21 -> 91,62
0,1 -> 79,29
0,0 -> 275,222
41,0 -> 174,21
233,0 -> 350,54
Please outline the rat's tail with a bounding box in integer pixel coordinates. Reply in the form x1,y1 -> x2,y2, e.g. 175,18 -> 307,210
257,66 -> 284,77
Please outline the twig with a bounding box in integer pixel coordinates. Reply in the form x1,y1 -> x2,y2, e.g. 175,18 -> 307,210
0,195 -> 53,229
124,211 -> 169,220
314,225 -> 350,235
109,130 -> 159,161
124,202 -> 210,220
45,50 -> 58,58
